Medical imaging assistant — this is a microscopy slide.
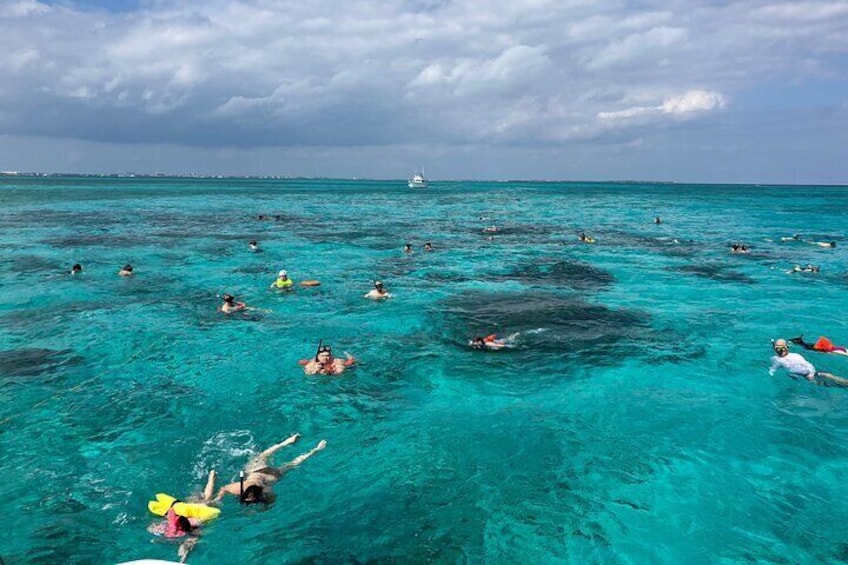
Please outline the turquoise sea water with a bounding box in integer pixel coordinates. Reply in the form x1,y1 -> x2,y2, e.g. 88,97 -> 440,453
1,177 -> 847,564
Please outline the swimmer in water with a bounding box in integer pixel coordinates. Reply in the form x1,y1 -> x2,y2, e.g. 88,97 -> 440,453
808,240 -> 837,248
424,242 -> 433,252
269,270 -> 294,291
147,470 -> 217,563
219,294 -> 247,314
249,240 -> 260,252
789,335 -> 848,357
403,243 -> 413,254
469,333 -> 520,351
211,434 -> 326,505
69,263 -> 83,275
483,226 -> 499,233
780,233 -> 802,242
299,343 -> 356,375
364,280 -> 391,300
654,216 -> 662,224
769,338 -> 848,387
118,264 -> 134,276
786,264 -> 820,274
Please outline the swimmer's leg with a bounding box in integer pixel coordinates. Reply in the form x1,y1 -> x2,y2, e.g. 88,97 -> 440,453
278,440 -> 327,473
817,372 -> 848,387
178,537 -> 198,563
259,433 -> 300,458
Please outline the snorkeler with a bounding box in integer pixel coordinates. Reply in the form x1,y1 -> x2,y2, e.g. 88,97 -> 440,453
788,335 -> 848,357
249,240 -> 261,252
769,339 -> 848,386
69,263 -> 83,275
483,226 -> 499,233
468,333 -> 520,351
786,264 -> 820,274
364,280 -> 391,300
808,240 -> 837,248
654,216 -> 662,224
118,264 -> 134,276
730,243 -> 750,254
270,270 -> 294,291
219,294 -> 247,314
212,434 -> 326,504
780,233 -> 802,242
299,342 -> 356,375
578,232 -> 595,243
403,243 -> 413,254
147,470 -> 217,563
424,242 -> 433,252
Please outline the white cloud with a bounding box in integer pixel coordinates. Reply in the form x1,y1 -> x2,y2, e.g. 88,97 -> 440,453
598,90 -> 726,125
661,90 -> 727,115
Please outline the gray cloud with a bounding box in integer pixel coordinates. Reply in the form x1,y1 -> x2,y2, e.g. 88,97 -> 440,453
1,0 -> 847,180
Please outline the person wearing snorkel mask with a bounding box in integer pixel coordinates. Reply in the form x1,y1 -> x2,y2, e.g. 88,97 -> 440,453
218,294 -> 248,314
211,434 -> 327,505
364,280 -> 391,300
299,343 -> 356,375
769,338 -> 848,387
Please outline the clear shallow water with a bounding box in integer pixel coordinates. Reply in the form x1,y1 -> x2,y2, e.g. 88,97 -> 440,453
1,177 -> 848,564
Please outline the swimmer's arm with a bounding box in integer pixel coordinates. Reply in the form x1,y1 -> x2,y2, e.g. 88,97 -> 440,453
342,352 -> 356,366
213,482 -> 240,502
768,358 -> 779,376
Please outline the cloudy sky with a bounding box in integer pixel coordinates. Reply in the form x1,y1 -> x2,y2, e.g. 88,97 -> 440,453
1,0 -> 847,183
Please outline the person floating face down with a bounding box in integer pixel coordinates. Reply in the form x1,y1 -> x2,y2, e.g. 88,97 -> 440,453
299,343 -> 356,375
69,263 -> 83,275
147,470 -> 217,563
118,264 -> 134,276
219,294 -> 247,314
364,280 -> 391,300
212,434 -> 327,505
469,333 -> 518,350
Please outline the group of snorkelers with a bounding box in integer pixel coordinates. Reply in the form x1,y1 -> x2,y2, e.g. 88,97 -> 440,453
63,263 -> 134,276
404,242 -> 434,253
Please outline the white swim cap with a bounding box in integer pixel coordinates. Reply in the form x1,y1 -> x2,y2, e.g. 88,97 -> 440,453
279,270 -> 287,277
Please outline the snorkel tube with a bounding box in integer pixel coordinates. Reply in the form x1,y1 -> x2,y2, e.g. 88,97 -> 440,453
239,471 -> 245,504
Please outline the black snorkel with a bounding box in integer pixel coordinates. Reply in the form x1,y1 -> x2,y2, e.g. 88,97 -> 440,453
315,339 -> 324,362
239,470 -> 245,504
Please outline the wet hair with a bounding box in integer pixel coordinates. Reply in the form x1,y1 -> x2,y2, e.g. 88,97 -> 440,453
71,264 -> 82,272
176,515 -> 192,531
830,241 -> 837,247
250,240 -> 257,245
122,264 -> 133,271
222,294 -> 235,303
241,484 -> 266,504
